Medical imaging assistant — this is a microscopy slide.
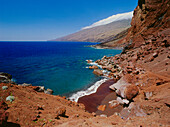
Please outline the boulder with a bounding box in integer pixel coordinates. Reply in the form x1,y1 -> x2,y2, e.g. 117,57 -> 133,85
109,100 -> 120,109
144,92 -> 152,100
37,86 -> 45,92
116,97 -> 129,105
153,52 -> 158,58
125,85 -> 139,100
89,65 -> 98,69
44,88 -> 53,95
20,83 -> 32,87
6,96 -> 15,102
87,60 -> 92,63
109,77 -> 139,100
55,107 -> 66,119
98,105 -> 106,111
148,56 -> 154,62
111,68 -> 117,73
93,69 -> 103,76
100,114 -> 107,117
2,86 -> 8,90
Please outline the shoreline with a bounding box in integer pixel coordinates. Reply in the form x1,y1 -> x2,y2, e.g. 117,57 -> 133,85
78,79 -> 117,113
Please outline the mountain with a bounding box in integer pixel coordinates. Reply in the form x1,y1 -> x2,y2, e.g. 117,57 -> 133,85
97,0 -> 170,48
53,12 -> 133,42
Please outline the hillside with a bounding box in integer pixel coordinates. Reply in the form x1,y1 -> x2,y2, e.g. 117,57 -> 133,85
53,19 -> 131,43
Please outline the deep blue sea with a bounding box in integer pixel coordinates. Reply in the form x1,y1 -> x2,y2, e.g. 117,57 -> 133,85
0,42 -> 121,97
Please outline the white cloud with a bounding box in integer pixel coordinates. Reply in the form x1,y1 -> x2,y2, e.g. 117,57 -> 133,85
82,11 -> 133,30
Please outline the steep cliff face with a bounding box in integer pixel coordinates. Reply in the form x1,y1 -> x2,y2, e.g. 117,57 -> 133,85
104,0 -> 170,48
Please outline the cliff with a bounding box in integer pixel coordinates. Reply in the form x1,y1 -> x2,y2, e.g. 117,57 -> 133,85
97,0 -> 170,48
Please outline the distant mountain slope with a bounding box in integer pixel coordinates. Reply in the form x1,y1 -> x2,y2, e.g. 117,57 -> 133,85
53,19 -> 131,42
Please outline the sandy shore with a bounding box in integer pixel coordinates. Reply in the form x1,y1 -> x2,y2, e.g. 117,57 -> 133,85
78,79 -> 123,115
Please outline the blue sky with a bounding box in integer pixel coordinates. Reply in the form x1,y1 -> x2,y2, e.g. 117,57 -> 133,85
0,0 -> 138,41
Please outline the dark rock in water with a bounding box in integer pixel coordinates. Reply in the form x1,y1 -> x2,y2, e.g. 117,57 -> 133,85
89,65 -> 98,69
87,60 -> 92,63
0,72 -> 14,84
0,72 -> 12,80
44,88 -> 53,95
93,69 -> 103,76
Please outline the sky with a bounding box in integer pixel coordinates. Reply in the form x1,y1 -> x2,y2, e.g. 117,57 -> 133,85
0,0 -> 138,41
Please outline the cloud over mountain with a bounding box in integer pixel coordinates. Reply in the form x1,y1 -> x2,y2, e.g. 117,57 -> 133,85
82,11 -> 133,30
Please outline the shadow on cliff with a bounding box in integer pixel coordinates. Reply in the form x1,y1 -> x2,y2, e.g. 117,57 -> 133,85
2,122 -> 20,127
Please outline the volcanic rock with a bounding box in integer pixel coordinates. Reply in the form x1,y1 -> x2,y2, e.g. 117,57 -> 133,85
44,88 -> 53,95
87,60 -> 92,63
108,100 -> 120,109
56,107 -> 66,119
89,65 -> 98,69
98,105 -> 106,111
109,77 -> 139,100
93,69 -> 103,76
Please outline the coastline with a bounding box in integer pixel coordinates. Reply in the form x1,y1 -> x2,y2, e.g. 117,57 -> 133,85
78,79 -> 118,113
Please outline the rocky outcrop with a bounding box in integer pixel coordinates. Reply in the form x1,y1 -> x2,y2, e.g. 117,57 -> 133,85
0,72 -> 14,84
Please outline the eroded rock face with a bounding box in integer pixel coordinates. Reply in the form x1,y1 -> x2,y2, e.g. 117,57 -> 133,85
110,0 -> 170,48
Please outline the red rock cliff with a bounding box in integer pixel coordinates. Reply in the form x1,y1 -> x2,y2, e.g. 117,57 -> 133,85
115,0 -> 170,48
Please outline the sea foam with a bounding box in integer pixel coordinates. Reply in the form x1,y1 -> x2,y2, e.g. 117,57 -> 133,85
69,78 -> 108,102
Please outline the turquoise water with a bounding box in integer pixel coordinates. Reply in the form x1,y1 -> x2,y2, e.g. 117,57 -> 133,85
0,42 -> 121,96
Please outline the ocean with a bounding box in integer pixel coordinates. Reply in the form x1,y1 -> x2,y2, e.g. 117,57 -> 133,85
0,42 -> 121,99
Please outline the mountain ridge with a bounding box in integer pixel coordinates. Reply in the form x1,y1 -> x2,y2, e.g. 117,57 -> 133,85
53,19 -> 131,43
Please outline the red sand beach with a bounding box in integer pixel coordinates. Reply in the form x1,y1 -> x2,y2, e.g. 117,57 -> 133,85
78,79 -> 123,115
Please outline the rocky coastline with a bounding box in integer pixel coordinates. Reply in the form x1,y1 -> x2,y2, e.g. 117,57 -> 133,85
0,0 -> 170,126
